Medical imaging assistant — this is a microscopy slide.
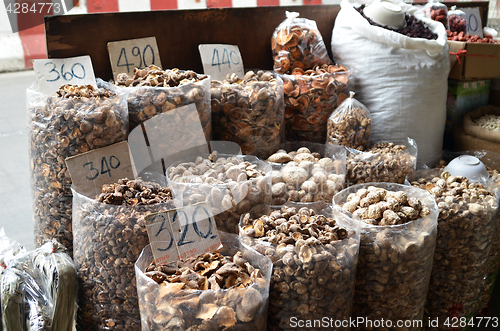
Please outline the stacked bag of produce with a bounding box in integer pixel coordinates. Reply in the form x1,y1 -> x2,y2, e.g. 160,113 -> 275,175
331,0 -> 449,167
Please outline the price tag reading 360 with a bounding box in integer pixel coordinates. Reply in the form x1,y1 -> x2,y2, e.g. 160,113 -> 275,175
145,203 -> 222,265
33,55 -> 97,96
198,44 -> 244,81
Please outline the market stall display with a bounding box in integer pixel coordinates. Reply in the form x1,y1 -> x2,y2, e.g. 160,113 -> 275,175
72,179 -> 175,330
27,80 -> 128,255
240,202 -> 360,331
17,1 -> 500,330
135,232 -> 272,331
114,65 -> 211,141
211,71 -> 284,159
281,64 -> 353,143
266,142 -> 346,205
334,183 -> 438,329
410,170 -> 498,329
331,0 -> 449,167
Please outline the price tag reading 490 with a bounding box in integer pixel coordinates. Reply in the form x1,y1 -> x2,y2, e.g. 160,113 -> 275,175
33,55 -> 97,96
108,37 -> 162,81
145,203 -> 223,265
198,44 -> 244,81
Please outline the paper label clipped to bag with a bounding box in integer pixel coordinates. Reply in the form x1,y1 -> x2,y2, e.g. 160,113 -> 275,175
145,202 -> 223,265
198,44 -> 244,81
65,141 -> 137,198
33,56 -> 97,96
108,37 -> 162,80
461,7 -> 484,38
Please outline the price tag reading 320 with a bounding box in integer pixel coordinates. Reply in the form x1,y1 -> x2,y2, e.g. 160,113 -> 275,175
145,203 -> 222,265
33,55 -> 97,96
198,44 -> 244,81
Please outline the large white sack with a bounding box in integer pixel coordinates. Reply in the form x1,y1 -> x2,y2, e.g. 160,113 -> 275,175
331,0 -> 450,167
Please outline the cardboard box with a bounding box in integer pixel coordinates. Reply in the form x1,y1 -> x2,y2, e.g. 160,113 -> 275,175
446,79 -> 490,131
448,41 -> 500,80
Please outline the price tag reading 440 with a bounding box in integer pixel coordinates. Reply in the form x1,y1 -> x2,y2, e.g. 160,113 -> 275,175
145,203 -> 223,265
108,37 -> 162,81
33,56 -> 97,96
199,44 -> 244,81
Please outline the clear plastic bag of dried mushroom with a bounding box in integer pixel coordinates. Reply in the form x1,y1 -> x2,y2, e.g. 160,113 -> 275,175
167,152 -> 272,234
239,201 -> 360,331
410,169 -> 499,329
435,150 -> 500,314
333,183 -> 438,329
135,232 -> 272,331
114,65 -> 212,141
1,239 -> 77,331
327,91 -> 371,150
267,142 -> 346,205
343,137 -> 418,186
281,64 -> 353,143
27,79 -> 129,256
71,179 -> 176,331
272,11 -> 333,74
211,71 -> 285,159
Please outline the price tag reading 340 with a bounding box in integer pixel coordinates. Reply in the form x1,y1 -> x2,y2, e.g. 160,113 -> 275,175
33,55 -> 97,96
145,203 -> 222,265
198,44 -> 244,81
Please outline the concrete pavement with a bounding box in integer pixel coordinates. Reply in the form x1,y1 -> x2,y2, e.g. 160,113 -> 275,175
0,69 -> 35,249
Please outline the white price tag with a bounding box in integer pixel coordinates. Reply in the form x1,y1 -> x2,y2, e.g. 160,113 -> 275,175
462,7 -> 484,38
65,141 -> 137,198
33,56 -> 97,96
107,37 -> 162,80
145,202 -> 222,265
199,44 -> 244,81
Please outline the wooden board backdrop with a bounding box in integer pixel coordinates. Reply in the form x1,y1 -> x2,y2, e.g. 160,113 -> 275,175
44,2 -> 489,81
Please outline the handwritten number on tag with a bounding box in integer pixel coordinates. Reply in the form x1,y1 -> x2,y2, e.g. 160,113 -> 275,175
211,48 -> 240,72
83,155 -> 121,180
45,62 -> 86,83
468,14 -> 478,32
193,205 -> 216,239
173,211 -> 195,247
154,214 -> 174,252
117,45 -> 156,73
